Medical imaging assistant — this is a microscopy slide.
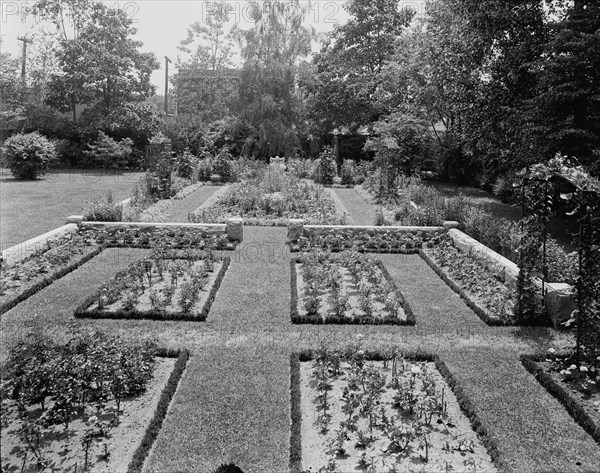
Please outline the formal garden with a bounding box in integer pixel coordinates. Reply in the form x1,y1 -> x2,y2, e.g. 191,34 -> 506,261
2,0 -> 600,472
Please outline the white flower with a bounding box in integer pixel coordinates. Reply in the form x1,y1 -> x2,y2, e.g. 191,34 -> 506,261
580,366 -> 589,372
568,364 -> 577,371
548,348 -> 556,354
564,370 -> 571,376
411,366 -> 421,375
357,350 -> 365,356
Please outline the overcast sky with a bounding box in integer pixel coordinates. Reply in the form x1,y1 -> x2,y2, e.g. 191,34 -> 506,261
2,0 -> 426,94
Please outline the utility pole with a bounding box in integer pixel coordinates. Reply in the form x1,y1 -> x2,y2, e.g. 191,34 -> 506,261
17,36 -> 32,90
164,56 -> 172,114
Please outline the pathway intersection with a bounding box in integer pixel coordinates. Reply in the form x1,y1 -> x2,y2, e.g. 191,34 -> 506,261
2,185 -> 598,472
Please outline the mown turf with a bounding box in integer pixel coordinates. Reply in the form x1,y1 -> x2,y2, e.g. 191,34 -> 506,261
1,225 -> 598,472
0,168 -> 143,246
332,187 -> 378,225
166,185 -> 221,223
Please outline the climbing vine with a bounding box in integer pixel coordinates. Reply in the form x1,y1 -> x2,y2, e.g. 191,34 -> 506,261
517,154 -> 600,363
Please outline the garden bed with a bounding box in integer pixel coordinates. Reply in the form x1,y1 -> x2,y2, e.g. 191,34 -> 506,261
1,227 -> 235,317
188,168 -> 350,226
0,330 -> 188,473
420,239 -> 517,326
291,249 -> 414,325
75,250 -> 229,321
0,235 -> 101,315
80,225 -> 237,250
292,348 -> 498,472
521,353 -> 600,445
291,230 -> 439,254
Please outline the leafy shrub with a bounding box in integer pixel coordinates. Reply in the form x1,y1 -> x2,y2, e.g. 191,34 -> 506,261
2,132 -> 56,179
287,158 -> 313,179
175,148 -> 198,180
213,148 -> 236,183
84,191 -> 123,222
340,159 -> 357,185
83,131 -> 134,169
313,146 -> 337,185
493,172 -> 518,202
198,157 -> 213,181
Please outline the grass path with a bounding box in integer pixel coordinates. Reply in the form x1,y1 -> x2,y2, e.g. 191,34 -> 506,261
1,226 -> 599,472
331,187 -> 377,225
166,185 -> 221,222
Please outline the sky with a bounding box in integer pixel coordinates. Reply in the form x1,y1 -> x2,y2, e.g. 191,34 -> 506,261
1,0 -> 426,94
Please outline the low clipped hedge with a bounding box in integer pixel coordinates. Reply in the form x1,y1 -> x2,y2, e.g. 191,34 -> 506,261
290,258 -> 415,325
521,354 -> 600,445
127,348 -> 190,473
75,257 -> 230,322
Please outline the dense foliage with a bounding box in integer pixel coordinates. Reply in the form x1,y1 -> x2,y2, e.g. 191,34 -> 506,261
2,132 -> 56,179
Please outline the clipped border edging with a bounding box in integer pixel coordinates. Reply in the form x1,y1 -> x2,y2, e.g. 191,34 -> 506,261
127,348 -> 190,473
290,257 -> 415,325
521,354 -> 600,446
75,257 -> 230,322
290,349 -> 504,473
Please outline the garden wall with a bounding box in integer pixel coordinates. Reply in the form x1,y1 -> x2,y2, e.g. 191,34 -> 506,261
287,219 -> 446,242
1,223 -> 79,269
447,228 -> 576,328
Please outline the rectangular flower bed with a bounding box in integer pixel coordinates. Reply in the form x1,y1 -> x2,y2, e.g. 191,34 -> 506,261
189,167 -> 350,226
291,348 -> 498,473
291,248 -> 414,325
420,238 -> 517,326
75,249 -> 229,322
0,329 -> 189,473
1,227 -> 235,317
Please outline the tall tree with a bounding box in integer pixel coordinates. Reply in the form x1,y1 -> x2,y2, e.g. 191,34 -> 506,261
175,3 -> 237,119
233,0 -> 315,158
45,3 -> 159,120
305,0 -> 414,130
530,0 -> 600,172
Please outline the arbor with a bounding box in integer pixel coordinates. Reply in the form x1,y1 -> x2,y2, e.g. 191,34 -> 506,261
46,3 -> 158,120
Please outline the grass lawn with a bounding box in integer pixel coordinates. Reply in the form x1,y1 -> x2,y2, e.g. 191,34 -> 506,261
1,226 -> 598,472
0,167 -> 143,247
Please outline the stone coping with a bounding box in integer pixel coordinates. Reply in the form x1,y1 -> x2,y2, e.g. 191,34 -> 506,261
1,223 -> 79,269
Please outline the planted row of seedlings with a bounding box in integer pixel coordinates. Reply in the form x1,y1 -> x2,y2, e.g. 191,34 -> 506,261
298,346 -> 497,473
0,329 -> 180,473
292,248 -> 414,325
76,243 -> 229,321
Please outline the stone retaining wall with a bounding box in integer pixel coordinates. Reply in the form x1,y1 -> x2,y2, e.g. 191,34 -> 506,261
1,223 -> 79,269
447,228 -> 576,328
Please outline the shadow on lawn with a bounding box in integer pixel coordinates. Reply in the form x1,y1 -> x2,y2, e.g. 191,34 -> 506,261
512,325 -> 555,352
